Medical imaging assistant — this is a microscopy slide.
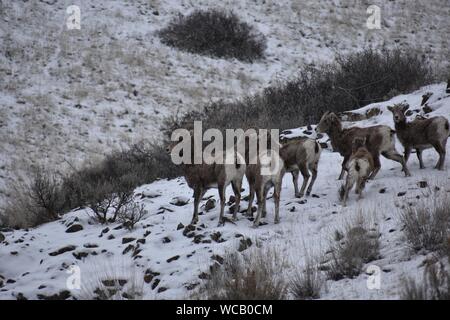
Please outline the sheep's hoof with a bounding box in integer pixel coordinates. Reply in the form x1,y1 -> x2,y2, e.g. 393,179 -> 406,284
191,218 -> 199,225
217,221 -> 225,227
274,219 -> 280,224
252,223 -> 260,229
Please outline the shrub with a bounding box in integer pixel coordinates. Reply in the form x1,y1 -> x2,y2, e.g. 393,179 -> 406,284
289,259 -> 323,299
401,262 -> 450,300
2,168 -> 63,228
117,202 -> 147,230
3,142 -> 180,228
326,218 -> 380,281
200,248 -> 287,300
400,197 -> 450,253
159,9 -> 266,62
163,48 -> 432,135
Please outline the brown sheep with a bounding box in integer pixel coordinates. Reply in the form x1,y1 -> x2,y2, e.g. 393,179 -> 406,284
388,103 -> 449,170
316,111 -> 410,179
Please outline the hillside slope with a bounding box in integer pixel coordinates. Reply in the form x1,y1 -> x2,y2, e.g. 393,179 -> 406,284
1,0 -> 450,205
1,83 -> 449,299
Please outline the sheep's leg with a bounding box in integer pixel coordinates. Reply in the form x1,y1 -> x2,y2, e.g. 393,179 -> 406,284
274,180 -> 282,224
306,162 -> 318,196
416,149 -> 425,169
382,150 -> 411,177
217,184 -> 226,227
356,177 -> 365,199
338,155 -> 349,180
231,180 -> 241,221
292,170 -> 301,198
432,141 -> 446,170
261,184 -> 270,218
246,184 -> 255,217
404,147 -> 412,164
192,186 -> 203,225
253,188 -> 264,227
368,153 -> 381,179
342,177 -> 354,207
298,164 -> 310,197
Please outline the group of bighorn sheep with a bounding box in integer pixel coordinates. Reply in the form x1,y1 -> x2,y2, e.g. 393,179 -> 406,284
168,103 -> 449,227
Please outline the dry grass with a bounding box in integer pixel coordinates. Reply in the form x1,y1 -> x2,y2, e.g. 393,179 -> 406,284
400,196 -> 450,253
401,261 -> 450,300
199,247 -> 287,300
289,258 -> 323,300
326,215 -> 380,281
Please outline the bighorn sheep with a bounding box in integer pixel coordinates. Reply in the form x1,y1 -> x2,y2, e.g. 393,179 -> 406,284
316,111 -> 410,179
166,136 -> 246,226
388,103 -> 449,170
245,149 -> 285,227
279,138 -> 322,198
340,137 -> 374,206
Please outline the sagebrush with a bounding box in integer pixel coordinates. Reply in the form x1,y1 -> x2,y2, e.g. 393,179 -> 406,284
159,9 -> 266,62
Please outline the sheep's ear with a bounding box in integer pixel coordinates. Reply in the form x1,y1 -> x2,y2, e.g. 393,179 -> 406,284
387,105 -> 394,112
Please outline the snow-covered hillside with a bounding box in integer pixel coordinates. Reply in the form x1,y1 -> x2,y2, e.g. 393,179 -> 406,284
1,0 -> 450,206
1,83 -> 449,300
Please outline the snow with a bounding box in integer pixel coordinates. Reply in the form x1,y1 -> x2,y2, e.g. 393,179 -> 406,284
1,83 -> 450,300
1,0 -> 449,206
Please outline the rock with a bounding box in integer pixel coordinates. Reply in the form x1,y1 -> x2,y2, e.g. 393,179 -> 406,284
49,245 -> 76,256
182,224 -> 196,237
16,293 -> 27,300
185,283 -> 199,291
122,245 -> 135,255
37,290 -> 71,300
136,238 -> 146,244
162,237 -> 171,244
107,234 -> 115,240
198,272 -> 210,280
238,238 -> 253,252
289,206 -> 296,212
421,92 -> 433,106
157,287 -> 167,293
122,237 -> 136,244
211,255 -> 224,264
66,224 -> 83,233
170,196 -> 190,206
152,10 -> 159,16
144,269 -> 160,284
151,279 -> 160,290
418,181 -> 428,188
72,252 -> 89,260
228,195 -> 236,205
167,255 -> 180,263
0,232 -> 5,242
397,192 -> 406,197
193,234 -> 205,244
210,232 -> 224,243
10,251 -> 18,256
83,243 -> 98,248
101,227 -> 110,234
143,230 -> 151,237
177,223 -> 185,230
422,105 -> 433,114
379,188 -> 386,194
311,194 -> 320,198
204,199 -> 216,211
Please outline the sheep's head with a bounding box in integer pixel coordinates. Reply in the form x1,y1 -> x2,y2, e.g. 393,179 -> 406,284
387,103 -> 409,124
316,111 -> 341,133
